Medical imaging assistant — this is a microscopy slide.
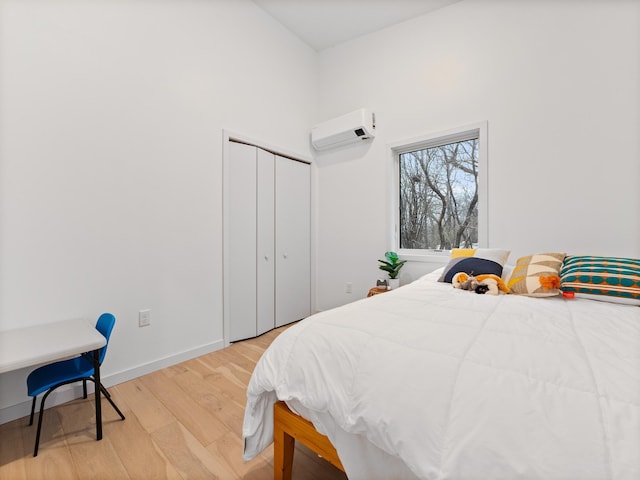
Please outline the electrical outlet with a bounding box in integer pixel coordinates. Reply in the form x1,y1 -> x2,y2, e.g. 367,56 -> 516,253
138,309 -> 151,327
345,282 -> 352,294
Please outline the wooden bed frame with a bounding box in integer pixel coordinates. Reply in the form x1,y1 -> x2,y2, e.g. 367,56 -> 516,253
273,401 -> 345,480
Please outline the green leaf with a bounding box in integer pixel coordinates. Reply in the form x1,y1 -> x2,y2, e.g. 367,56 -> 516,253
385,251 -> 399,263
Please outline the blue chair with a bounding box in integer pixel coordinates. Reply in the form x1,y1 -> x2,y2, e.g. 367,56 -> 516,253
27,313 -> 125,456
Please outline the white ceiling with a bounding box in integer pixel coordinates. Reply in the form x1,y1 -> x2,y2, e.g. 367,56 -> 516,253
252,0 -> 461,51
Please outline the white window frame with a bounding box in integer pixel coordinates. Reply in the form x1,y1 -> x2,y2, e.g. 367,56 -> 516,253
388,121 -> 488,262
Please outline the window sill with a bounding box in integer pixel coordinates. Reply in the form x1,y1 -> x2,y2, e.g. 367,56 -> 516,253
399,251 -> 450,263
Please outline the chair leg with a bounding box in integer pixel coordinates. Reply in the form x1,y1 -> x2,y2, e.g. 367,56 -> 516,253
28,378 -> 90,456
28,377 -> 124,456
86,377 -> 125,422
99,383 -> 125,421
33,391 -> 51,457
83,379 -> 87,399
29,396 -> 37,426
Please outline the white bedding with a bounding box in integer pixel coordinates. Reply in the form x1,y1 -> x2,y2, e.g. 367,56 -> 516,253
243,270 -> 640,479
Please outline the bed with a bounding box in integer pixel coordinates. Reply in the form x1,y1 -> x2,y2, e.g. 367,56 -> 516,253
242,261 -> 640,479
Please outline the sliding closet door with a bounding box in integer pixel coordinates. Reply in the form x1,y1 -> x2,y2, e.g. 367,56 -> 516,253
256,149 -> 275,336
226,142 -> 258,342
275,156 -> 311,327
225,139 -> 311,342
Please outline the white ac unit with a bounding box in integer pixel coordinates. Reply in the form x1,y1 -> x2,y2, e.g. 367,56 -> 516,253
311,109 -> 376,151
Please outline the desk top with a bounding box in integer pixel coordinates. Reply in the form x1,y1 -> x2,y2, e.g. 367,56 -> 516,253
0,318 -> 106,374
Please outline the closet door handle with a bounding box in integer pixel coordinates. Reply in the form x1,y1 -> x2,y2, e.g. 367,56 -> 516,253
264,255 -> 269,261
283,253 -> 288,259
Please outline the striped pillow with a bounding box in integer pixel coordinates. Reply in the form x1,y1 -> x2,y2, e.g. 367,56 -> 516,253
560,255 -> 640,305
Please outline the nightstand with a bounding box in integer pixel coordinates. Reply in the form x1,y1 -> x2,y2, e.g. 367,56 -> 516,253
367,287 -> 389,297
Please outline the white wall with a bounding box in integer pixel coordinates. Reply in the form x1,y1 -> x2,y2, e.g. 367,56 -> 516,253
314,0 -> 640,310
1,0 -> 638,424
0,0 -> 317,421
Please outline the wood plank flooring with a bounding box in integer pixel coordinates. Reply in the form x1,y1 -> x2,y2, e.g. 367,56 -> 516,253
0,326 -> 348,480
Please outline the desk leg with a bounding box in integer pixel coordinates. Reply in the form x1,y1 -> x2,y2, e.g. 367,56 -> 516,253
93,349 -> 103,441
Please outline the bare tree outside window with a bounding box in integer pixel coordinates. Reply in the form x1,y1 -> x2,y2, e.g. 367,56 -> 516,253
399,138 -> 478,250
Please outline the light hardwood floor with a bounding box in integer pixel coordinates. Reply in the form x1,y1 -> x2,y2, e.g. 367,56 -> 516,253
0,326 -> 348,480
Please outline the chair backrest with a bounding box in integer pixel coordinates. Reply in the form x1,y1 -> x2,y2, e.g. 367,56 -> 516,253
95,313 -> 116,365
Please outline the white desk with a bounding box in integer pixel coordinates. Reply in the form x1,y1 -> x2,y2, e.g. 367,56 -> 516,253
0,318 -> 107,446
0,318 -> 106,374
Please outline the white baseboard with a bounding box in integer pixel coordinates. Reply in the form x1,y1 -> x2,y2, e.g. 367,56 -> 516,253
0,339 -> 225,425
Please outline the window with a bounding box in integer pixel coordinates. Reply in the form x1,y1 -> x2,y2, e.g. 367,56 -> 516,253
391,123 -> 487,256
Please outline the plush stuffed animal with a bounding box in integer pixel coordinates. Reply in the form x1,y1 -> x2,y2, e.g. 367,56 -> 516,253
452,272 -> 484,293
452,272 -> 510,295
476,274 -> 510,294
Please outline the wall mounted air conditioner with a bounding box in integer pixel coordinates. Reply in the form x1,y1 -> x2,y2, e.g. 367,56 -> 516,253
311,108 -> 376,151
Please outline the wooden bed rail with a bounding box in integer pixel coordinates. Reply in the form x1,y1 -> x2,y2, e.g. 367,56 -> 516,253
273,401 -> 345,480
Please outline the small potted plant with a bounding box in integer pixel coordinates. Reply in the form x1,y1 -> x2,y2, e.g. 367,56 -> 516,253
378,251 -> 406,289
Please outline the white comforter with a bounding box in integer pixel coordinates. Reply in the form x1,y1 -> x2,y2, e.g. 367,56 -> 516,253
243,271 -> 640,479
